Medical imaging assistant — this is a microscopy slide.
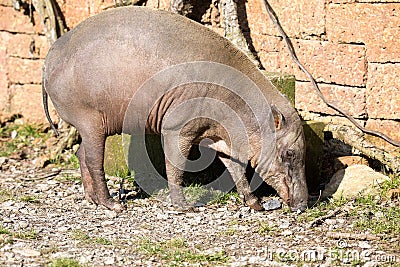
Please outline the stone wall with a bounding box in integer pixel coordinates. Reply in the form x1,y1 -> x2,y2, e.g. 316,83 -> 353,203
245,0 -> 400,150
0,0 -> 399,149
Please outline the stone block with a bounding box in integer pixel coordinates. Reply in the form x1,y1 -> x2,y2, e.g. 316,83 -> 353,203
366,63 -> 400,119
7,34 -> 49,59
0,32 -> 9,114
246,0 -> 325,38
64,0 -> 90,28
295,81 -> 366,118
365,119 -> 400,152
262,71 -> 295,106
326,3 -> 400,63
0,6 -> 43,33
256,37 -> 367,86
6,57 -> 43,84
9,84 -> 56,123
104,134 -> 129,176
322,164 -> 390,200
302,120 -> 325,193
0,0 -> 12,6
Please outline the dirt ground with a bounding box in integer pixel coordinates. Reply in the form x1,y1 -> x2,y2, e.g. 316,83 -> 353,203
0,122 -> 399,266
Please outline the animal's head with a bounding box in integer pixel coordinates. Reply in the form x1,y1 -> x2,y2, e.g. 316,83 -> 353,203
256,106 -> 308,212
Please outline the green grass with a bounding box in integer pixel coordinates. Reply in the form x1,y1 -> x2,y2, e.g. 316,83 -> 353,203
353,202 -> 400,236
379,174 -> 400,198
257,221 -> 278,235
48,258 -> 82,267
70,229 -> 112,246
0,190 -> 14,203
50,154 -> 81,169
210,191 -> 241,205
299,179 -> 400,239
0,225 -> 37,243
297,197 -> 347,223
19,195 -> 40,203
138,238 -> 229,266
0,123 -> 49,157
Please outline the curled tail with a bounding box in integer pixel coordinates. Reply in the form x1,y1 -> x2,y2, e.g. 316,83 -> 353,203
42,67 -> 59,136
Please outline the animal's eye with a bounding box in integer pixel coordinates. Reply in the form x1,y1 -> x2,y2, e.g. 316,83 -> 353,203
283,149 -> 296,161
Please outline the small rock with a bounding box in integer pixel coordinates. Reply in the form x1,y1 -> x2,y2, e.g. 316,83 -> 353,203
322,165 -> 390,199
333,155 -> 368,172
104,210 -> 118,219
358,241 -> 371,249
13,248 -> 41,257
104,257 -> 115,265
0,157 -> 7,166
101,220 -> 115,227
262,199 -> 281,211
281,230 -> 293,236
279,221 -> 290,229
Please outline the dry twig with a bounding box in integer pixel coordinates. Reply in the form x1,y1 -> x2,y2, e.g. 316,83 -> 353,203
308,207 -> 342,228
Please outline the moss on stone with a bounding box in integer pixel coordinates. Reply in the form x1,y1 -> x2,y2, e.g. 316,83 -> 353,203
302,121 -> 325,192
261,71 -> 296,107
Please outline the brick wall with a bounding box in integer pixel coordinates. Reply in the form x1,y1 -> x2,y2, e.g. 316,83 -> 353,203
245,0 -> 400,150
0,0 -> 399,148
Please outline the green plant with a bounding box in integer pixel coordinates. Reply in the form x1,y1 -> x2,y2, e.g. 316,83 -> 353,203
49,258 -> 82,267
0,190 -> 14,203
210,191 -> 241,205
257,221 -> 277,235
95,237 -> 112,246
138,238 -> 228,266
19,195 -> 40,203
0,123 -> 49,157
380,174 -> 400,198
71,229 -> 90,242
0,225 -> 37,241
70,229 -> 112,246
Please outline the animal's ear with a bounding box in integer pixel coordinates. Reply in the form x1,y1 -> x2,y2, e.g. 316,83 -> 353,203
271,105 -> 285,130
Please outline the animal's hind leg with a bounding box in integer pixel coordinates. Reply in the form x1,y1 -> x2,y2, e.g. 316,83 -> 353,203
76,145 -> 96,204
218,156 -> 263,211
77,124 -> 124,212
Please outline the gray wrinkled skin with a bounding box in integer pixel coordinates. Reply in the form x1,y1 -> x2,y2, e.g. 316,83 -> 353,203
42,6 -> 308,212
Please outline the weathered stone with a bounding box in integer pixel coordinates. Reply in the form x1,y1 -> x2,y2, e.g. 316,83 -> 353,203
326,3 -> 400,63
262,71 -> 295,106
256,38 -> 367,86
7,34 -> 49,59
9,84 -> 56,123
0,6 -> 43,34
104,135 -> 129,176
302,120 -> 325,192
64,0 -> 90,28
333,156 -> 369,173
6,57 -> 43,84
366,63 -> 400,120
365,119 -> 400,152
246,0 -> 325,38
322,164 -> 390,200
295,82 -> 366,118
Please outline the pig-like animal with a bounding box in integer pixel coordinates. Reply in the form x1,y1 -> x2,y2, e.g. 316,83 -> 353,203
42,6 -> 308,212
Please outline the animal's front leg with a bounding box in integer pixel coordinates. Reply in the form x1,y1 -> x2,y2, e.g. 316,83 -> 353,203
219,156 -> 263,211
163,134 -> 192,209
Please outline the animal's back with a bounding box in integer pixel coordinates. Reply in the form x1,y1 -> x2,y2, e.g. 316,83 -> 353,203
43,6 -> 292,134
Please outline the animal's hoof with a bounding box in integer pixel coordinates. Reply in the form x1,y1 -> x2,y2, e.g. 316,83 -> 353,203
85,193 -> 98,205
102,198 -> 125,213
246,198 -> 264,211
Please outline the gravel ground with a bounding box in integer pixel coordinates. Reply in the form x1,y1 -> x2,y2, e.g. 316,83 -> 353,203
0,127 -> 399,266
